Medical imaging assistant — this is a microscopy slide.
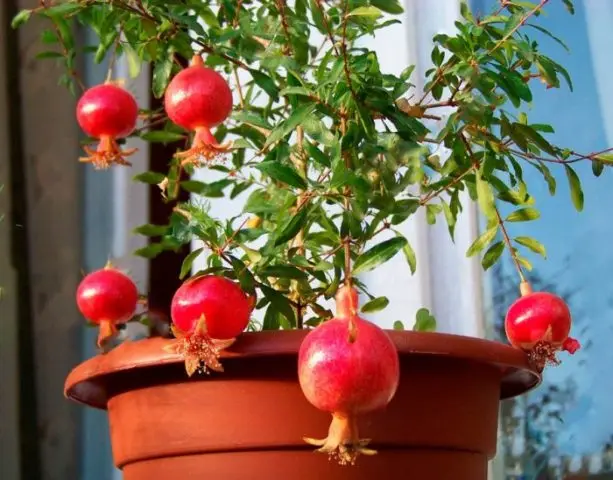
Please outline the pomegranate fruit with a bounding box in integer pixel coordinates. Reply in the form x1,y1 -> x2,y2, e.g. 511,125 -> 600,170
164,55 -> 233,167
298,285 -> 400,465
505,281 -> 580,370
76,263 -> 139,348
168,275 -> 253,376
76,82 -> 139,169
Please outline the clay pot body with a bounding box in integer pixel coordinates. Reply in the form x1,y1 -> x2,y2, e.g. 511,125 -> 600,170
65,331 -> 539,480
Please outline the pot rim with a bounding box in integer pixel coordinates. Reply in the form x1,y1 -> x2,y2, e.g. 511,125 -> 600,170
65,330 -> 541,409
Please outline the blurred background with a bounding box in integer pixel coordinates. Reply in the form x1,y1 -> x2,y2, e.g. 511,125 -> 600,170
1,1 -> 612,479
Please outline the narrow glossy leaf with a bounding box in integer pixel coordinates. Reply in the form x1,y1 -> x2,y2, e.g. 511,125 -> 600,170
274,207 -> 309,246
476,171 -> 496,220
413,308 -> 436,332
592,160 -> 604,177
36,51 -> 63,60
264,104 -> 316,148
515,236 -> 546,258
228,255 -> 256,294
180,248 -> 204,279
517,256 -> 533,271
506,208 -> 540,222
401,236 -> 417,274
562,0 -> 575,14
564,164 -> 584,212
133,224 -> 168,236
133,171 -> 165,185
262,304 -> 282,330
503,13 -> 523,37
393,320 -> 405,330
255,161 -> 307,189
279,86 -> 313,97
361,296 -> 389,313
152,50 -> 174,98
349,6 -> 382,18
141,131 -> 186,143
481,241 -> 504,270
514,124 -> 556,156
259,265 -> 308,281
250,69 -> 279,101
134,243 -> 164,259
123,43 -> 142,78
594,153 -> 613,164
12,10 -> 32,28
466,226 -> 498,257
353,237 -> 407,275
370,0 -> 404,14
260,285 -> 295,326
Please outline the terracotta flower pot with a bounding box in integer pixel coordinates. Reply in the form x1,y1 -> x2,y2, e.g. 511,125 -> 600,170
65,330 -> 539,480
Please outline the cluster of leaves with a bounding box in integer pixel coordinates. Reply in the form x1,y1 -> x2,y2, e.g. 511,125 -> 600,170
14,0 -> 612,331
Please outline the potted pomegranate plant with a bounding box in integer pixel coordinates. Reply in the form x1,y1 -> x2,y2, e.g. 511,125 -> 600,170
13,0 -> 607,478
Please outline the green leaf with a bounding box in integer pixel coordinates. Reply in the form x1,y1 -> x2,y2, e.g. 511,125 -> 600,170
250,69 -> 279,101
274,207 -> 309,246
513,124 -> 557,156
262,304 -> 282,330
348,6 -> 382,18
481,241 -> 504,270
123,43 -> 142,79
564,165 -> 584,212
353,237 -> 407,275
361,296 -> 389,313
401,236 -> 416,274
141,131 -> 186,143
506,208 -> 540,222
35,51 -> 63,60
413,308 -> 436,332
475,171 -> 496,220
12,9 -> 32,28
133,171 -> 165,185
260,285 -> 295,327
503,13 -> 523,37
133,224 -> 168,236
255,162 -> 307,189
592,160 -> 605,177
180,248 -> 204,279
393,320 -> 405,330
466,226 -> 498,257
259,265 -> 308,281
134,243 -> 164,259
279,86 -> 313,97
370,0 -> 404,14
264,104 -> 316,148
152,50 -> 174,99
515,236 -> 546,258
41,2 -> 82,16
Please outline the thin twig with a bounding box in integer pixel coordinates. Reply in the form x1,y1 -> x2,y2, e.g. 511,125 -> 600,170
488,0 -> 549,55
232,67 -> 245,109
494,205 -> 526,283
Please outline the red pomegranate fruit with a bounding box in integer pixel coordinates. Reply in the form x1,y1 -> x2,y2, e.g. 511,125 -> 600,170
164,55 -> 233,167
168,275 -> 253,376
505,281 -> 580,370
76,82 -> 139,169
76,263 -> 139,348
298,285 -> 400,465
